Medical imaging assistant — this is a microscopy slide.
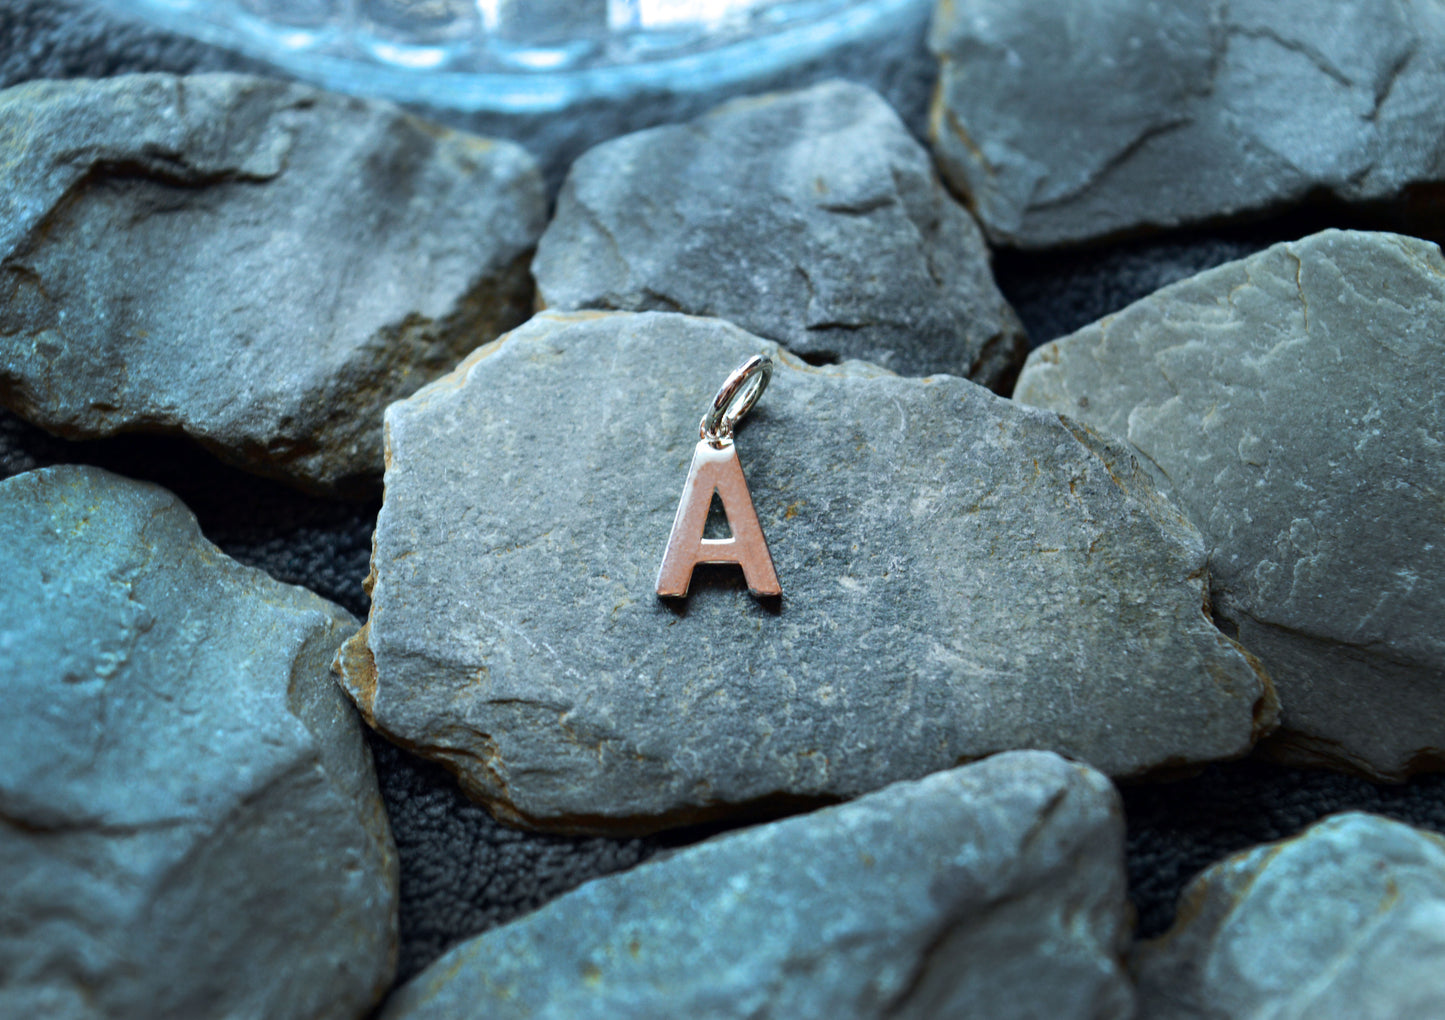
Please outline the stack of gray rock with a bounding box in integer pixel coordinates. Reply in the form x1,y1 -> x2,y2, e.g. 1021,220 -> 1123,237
4,0 -> 1444,1015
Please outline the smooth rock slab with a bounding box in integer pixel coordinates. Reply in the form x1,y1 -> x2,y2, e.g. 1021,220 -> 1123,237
1015,230 -> 1445,779
339,309 -> 1272,835
1133,812 -> 1445,1019
383,751 -> 1134,1020
532,81 -> 1025,386
0,465 -> 397,1019
929,0 -> 1445,247
0,73 -> 544,493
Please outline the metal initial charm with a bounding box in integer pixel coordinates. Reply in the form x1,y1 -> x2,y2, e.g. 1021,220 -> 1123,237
656,354 -> 781,598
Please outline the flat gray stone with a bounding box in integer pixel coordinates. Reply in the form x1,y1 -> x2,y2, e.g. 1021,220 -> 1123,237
0,465 -> 397,1019
338,309 -> 1273,835
1015,230 -> 1445,779
382,751 -> 1134,1020
1132,812 -> 1445,1019
0,73 -> 544,493
533,81 -> 1025,386
929,0 -> 1445,247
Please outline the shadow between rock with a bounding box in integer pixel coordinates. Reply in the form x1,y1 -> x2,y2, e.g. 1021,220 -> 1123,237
0,408 -> 378,616
1121,759 -> 1445,939
992,199 -> 1445,350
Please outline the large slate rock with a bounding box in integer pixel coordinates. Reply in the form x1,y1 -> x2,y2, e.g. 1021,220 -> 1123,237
382,751 -> 1134,1020
1015,230 -> 1445,779
0,73 -> 544,494
0,465 -> 397,1019
929,0 -> 1445,247
1132,812 -> 1445,1019
338,309 -> 1273,835
532,81 -> 1025,386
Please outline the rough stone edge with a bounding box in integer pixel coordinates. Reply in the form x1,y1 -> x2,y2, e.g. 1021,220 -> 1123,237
1051,413 -> 1281,761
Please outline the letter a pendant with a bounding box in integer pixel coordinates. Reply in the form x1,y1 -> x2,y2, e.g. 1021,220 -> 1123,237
656,354 -> 781,598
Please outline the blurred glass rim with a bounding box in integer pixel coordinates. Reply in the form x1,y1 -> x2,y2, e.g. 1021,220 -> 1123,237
92,0 -> 928,113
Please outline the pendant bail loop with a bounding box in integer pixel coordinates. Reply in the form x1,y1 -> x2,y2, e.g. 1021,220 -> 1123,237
700,354 -> 772,447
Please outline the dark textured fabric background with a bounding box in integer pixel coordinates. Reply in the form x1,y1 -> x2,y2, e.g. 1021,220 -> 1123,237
4,0 -> 1444,988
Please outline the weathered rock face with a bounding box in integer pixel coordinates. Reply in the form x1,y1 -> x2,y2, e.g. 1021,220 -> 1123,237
929,0 -> 1445,247
382,751 -> 1134,1020
1133,812 -> 1445,1019
532,81 -> 1025,386
0,465 -> 397,1020
0,73 -> 545,493
1015,230 -> 1445,780
338,309 -> 1272,836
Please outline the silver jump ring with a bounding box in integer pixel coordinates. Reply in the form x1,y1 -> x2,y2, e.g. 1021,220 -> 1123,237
701,354 -> 772,445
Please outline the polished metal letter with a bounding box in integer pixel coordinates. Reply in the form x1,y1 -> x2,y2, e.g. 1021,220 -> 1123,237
656,440 -> 780,598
